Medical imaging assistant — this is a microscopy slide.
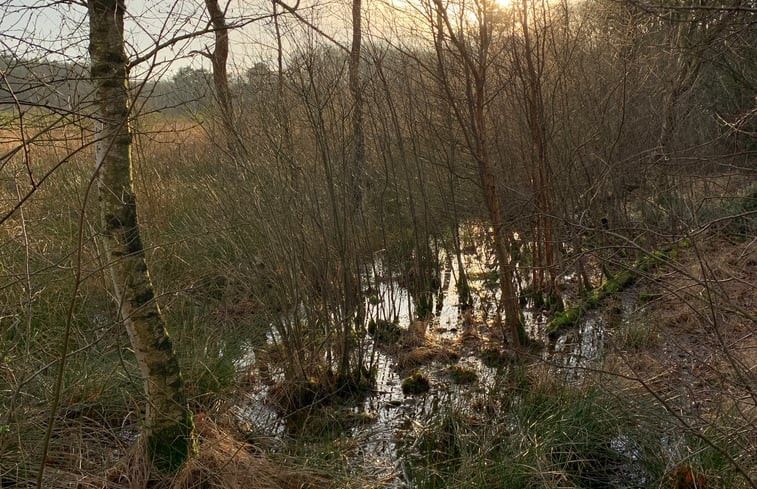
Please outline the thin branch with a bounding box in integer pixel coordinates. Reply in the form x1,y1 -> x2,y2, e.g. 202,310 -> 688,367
274,0 -> 351,54
128,13 -> 275,68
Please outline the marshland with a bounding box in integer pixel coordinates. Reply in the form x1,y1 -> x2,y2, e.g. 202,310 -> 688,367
0,0 -> 755,487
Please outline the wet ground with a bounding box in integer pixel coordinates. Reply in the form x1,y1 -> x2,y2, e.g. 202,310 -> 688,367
233,242 -> 624,487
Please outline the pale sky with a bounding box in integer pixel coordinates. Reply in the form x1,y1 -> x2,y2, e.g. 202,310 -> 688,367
0,0 -> 374,80
0,0 -> 444,81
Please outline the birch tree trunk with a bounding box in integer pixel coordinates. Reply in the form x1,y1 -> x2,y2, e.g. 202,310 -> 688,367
89,0 -> 195,472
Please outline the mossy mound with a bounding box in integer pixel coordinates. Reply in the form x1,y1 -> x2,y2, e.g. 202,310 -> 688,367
401,371 -> 431,395
397,344 -> 459,372
269,366 -> 375,414
480,347 -> 514,368
270,377 -> 325,413
639,290 -> 662,303
285,406 -> 377,439
397,347 -> 437,371
368,319 -> 402,344
446,365 -> 477,384
146,410 -> 197,474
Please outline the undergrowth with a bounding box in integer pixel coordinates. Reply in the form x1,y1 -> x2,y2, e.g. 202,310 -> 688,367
397,365 -> 753,489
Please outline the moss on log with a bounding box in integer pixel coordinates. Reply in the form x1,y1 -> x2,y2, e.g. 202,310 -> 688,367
546,245 -> 682,337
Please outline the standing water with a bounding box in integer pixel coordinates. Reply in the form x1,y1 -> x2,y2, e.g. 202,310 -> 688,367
236,240 -> 612,487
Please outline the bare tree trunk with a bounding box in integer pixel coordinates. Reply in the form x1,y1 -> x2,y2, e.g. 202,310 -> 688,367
272,0 -> 297,185
372,55 -> 434,319
337,0 -> 365,378
432,0 -> 524,347
479,136 -> 524,348
89,0 -> 195,472
516,0 -> 563,310
348,0 -> 364,207
205,0 -> 248,162
205,0 -> 231,118
434,11 -> 470,308
656,17 -> 705,157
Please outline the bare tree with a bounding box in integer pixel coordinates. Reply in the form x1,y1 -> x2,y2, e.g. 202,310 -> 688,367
203,0 -> 249,164
509,0 -> 564,310
89,0 -> 195,472
349,0 -> 365,207
430,0 -> 525,347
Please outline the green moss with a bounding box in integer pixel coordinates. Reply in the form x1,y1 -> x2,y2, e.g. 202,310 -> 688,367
669,245 -> 679,259
548,244 -> 679,336
447,365 -> 478,384
636,250 -> 666,272
547,307 -> 581,336
402,371 -> 431,395
585,291 -> 601,308
545,291 -> 564,313
146,410 -> 196,473
639,290 -> 662,303
368,319 -> 402,344
603,270 -> 636,294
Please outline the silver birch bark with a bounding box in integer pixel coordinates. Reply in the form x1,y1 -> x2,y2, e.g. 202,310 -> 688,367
89,0 -> 195,472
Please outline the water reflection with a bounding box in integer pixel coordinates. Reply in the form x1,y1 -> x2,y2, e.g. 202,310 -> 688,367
238,240 -> 615,486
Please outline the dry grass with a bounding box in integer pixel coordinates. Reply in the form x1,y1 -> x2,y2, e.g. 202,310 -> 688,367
396,347 -> 437,371
627,239 -> 757,412
92,415 -> 327,489
600,237 -> 757,488
400,320 -> 428,348
393,320 -> 461,373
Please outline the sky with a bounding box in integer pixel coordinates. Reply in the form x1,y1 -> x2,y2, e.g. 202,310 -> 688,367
0,0 -> 374,80
0,0 -> 461,79
0,0 -> 514,82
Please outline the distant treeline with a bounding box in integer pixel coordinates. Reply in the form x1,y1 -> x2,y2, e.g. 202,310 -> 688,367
0,55 -> 271,117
